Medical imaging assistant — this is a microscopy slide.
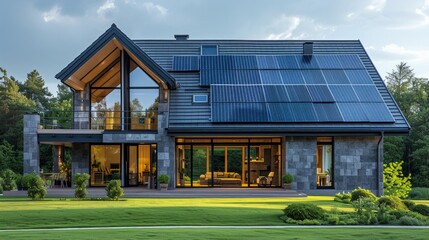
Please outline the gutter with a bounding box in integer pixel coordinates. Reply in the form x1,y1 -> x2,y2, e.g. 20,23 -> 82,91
377,131 -> 384,196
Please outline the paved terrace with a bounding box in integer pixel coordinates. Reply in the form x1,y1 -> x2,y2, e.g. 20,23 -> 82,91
3,188 -> 306,198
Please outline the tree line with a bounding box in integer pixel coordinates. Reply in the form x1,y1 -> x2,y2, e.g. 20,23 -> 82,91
0,63 -> 428,188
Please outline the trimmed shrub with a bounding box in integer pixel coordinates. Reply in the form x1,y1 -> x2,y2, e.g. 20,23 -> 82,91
352,197 -> 378,224
283,203 -> 326,221
22,173 -> 37,190
15,174 -> 23,190
282,173 -> 294,184
377,196 -> 407,210
106,180 -> 123,200
408,188 -> 429,200
1,169 -> 17,191
334,192 -> 352,204
158,174 -> 170,184
396,216 -> 424,226
412,204 -> 429,216
27,175 -> 47,200
74,173 -> 90,199
351,187 -> 377,202
402,200 -> 416,210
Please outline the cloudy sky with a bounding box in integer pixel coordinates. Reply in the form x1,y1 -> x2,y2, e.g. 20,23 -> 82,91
1,0 -> 428,94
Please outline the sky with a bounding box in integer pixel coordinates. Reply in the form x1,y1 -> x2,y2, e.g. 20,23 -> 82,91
1,0 -> 429,95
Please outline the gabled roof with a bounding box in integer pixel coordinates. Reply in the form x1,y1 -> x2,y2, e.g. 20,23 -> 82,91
55,24 -> 176,89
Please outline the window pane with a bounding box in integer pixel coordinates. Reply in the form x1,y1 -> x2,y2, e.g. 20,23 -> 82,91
316,144 -> 333,188
201,45 -> 218,55
91,88 -> 121,130
130,60 -> 158,87
130,89 -> 159,130
91,145 -> 121,186
193,146 -> 209,187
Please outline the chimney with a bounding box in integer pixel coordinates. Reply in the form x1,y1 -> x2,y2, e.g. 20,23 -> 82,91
303,42 -> 313,55
174,34 -> 189,40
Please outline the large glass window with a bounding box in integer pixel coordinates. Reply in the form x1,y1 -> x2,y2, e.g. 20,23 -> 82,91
176,138 -> 282,188
316,137 -> 334,188
90,145 -> 121,186
90,60 -> 121,130
129,60 -> 159,130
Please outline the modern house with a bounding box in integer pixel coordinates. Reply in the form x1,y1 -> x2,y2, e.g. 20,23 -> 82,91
23,24 -> 409,195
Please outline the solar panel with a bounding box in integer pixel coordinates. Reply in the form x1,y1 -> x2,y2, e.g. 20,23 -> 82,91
172,56 -> 200,71
307,85 -> 335,102
233,56 -> 258,69
280,70 -> 305,84
263,85 -> 289,102
345,70 -> 373,84
201,56 -> 235,70
315,55 -> 342,69
276,56 -> 300,69
260,70 -> 283,84
337,55 -> 365,69
200,70 -> 237,85
322,70 -> 350,84
313,103 -> 343,122
337,103 -> 368,122
212,102 -> 268,122
361,103 -> 395,122
235,70 -> 261,84
329,85 -> 359,102
297,55 -> 319,69
285,85 -> 312,102
353,85 -> 384,102
302,70 -> 326,84
256,56 -> 279,69
212,85 -> 264,103
267,103 -> 294,122
289,103 -> 317,121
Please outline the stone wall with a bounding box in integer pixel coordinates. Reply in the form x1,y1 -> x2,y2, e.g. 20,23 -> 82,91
71,143 -> 90,185
23,114 -> 40,175
73,86 -> 90,129
155,112 -> 175,189
285,137 -> 317,190
334,136 -> 381,194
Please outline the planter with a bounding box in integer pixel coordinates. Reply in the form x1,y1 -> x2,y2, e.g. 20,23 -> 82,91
160,183 -> 168,191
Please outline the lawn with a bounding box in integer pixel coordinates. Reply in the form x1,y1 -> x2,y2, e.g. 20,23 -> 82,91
0,196 -> 428,239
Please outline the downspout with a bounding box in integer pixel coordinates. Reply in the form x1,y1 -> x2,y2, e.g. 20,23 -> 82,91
377,132 -> 384,196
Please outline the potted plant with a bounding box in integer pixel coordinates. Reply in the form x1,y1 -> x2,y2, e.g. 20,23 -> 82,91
158,174 -> 170,191
282,173 -> 294,190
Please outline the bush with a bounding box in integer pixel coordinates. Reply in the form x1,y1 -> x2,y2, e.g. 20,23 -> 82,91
74,173 -> 90,199
396,216 -> 424,226
22,173 -> 37,190
283,203 -> 326,221
106,180 -> 123,200
0,169 -> 17,191
282,173 -> 294,184
402,200 -> 416,210
334,191 -> 352,204
352,197 -> 378,224
383,161 -> 411,199
158,174 -> 170,184
282,216 -> 322,225
351,187 -> 377,202
15,174 -> 23,190
0,179 -> 3,194
408,188 -> 429,200
412,204 -> 429,216
27,175 -> 47,200
377,196 -> 407,210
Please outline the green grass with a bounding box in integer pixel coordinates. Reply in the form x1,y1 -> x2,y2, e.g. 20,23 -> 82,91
1,196 -> 429,239
1,228 -> 429,240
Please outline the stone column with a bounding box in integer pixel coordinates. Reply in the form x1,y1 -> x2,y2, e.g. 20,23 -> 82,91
156,112 -> 175,189
71,143 -> 90,186
53,145 -> 65,173
23,114 -> 40,175
73,86 -> 90,129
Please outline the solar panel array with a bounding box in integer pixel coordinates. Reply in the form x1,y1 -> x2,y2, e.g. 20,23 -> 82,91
172,54 -> 394,123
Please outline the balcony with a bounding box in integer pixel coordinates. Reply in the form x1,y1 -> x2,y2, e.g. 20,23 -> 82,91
40,110 -> 158,131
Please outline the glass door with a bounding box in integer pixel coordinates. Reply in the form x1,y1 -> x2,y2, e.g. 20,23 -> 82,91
125,144 -> 157,188
127,145 -> 138,186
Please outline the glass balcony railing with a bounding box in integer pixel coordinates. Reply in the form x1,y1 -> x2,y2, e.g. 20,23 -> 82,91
39,110 -> 158,131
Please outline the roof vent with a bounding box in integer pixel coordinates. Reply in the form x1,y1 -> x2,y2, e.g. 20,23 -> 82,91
174,34 -> 189,40
303,42 -> 313,55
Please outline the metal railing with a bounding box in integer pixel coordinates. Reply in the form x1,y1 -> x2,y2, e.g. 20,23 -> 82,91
40,110 -> 158,131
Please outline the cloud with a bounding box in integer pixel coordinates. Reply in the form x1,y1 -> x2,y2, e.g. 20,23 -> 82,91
97,0 -> 115,17
142,2 -> 168,16
366,0 -> 386,12
265,15 -> 335,40
43,5 -> 61,22
382,43 -> 429,61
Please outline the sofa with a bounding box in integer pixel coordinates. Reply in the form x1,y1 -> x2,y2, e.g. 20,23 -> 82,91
199,172 -> 242,187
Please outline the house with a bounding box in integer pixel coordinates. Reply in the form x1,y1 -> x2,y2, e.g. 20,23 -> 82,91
23,24 -> 410,195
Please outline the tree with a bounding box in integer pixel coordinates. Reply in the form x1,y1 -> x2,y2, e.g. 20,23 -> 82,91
19,70 -> 52,111
383,161 -> 411,199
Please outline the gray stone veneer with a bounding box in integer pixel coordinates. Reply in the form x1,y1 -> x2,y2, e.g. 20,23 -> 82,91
285,137 -> 317,190
23,114 -> 40,175
73,86 -> 90,129
71,143 -> 90,185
